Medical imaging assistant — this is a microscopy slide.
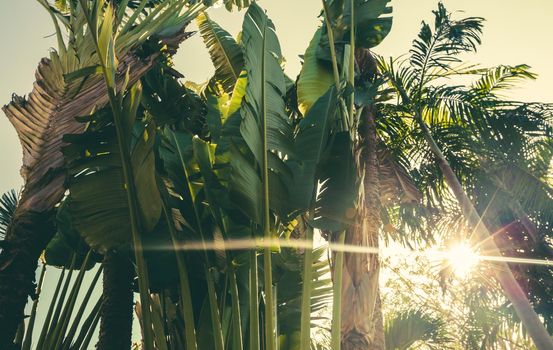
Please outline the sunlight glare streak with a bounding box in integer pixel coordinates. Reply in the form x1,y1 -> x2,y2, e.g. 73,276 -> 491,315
151,238 -> 553,268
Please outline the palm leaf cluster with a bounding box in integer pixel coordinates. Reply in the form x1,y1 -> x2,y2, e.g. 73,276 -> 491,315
377,1 -> 553,341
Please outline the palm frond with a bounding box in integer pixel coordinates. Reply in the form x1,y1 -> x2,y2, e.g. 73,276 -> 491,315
422,85 -> 495,127
0,190 -> 18,237
474,64 -> 537,96
409,3 -> 484,85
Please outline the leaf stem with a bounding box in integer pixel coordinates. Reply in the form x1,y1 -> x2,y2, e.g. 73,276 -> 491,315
348,0 -> 356,122
331,230 -> 346,350
299,225 -> 314,350
321,0 -> 341,92
260,16 -> 276,350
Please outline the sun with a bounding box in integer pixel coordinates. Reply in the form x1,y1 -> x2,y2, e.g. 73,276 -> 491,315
447,242 -> 480,279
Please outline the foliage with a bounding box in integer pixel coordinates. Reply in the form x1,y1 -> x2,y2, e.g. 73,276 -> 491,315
4,1 -> 553,350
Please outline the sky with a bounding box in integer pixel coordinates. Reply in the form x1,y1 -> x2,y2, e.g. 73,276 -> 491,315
0,0 -> 552,345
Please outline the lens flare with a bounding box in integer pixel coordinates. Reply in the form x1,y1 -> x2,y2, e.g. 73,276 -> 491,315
447,242 -> 480,278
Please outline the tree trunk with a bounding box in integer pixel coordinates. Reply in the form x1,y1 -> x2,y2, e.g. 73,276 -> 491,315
340,107 -> 385,350
0,209 -> 55,349
416,117 -> 553,350
96,251 -> 135,350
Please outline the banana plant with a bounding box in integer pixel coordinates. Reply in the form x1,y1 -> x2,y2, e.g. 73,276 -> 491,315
152,4 -> 342,349
0,0 -> 210,346
295,1 -> 403,349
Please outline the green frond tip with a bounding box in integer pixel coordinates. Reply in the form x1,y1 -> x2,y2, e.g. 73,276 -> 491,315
0,190 -> 18,236
410,2 -> 484,78
474,64 -> 537,96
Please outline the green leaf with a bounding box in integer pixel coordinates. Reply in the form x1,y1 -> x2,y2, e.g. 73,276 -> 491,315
229,145 -> 262,224
311,132 -> 357,231
97,3 -> 117,88
289,87 -> 338,213
239,4 -> 294,163
63,65 -> 101,82
356,17 -> 393,49
43,202 -> 100,270
341,0 -> 393,49
297,27 -> 335,115
197,12 -> 245,94
63,106 -> 162,253
223,71 -> 248,119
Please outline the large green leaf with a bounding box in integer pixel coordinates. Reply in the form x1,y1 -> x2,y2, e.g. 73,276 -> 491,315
289,87 -> 339,214
62,88 -> 162,253
344,0 -> 393,49
297,28 -> 336,115
224,3 -> 295,224
43,201 -> 100,270
239,3 -> 294,163
197,12 -> 245,94
311,132 -> 357,231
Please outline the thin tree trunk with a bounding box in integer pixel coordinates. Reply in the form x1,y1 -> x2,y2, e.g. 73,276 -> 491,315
416,117 -> 553,350
96,251 -> 135,350
340,107 -> 385,350
0,210 -> 55,349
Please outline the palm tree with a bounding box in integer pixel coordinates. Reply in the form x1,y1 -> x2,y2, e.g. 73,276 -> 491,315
378,3 -> 553,348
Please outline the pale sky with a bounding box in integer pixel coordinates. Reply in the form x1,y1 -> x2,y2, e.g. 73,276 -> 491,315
0,0 -> 552,344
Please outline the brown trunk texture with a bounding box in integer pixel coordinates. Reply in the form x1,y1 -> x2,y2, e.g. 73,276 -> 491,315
0,210 -> 55,349
96,251 -> 135,350
341,107 -> 385,350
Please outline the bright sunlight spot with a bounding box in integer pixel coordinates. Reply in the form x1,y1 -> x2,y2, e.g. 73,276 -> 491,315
447,242 -> 480,279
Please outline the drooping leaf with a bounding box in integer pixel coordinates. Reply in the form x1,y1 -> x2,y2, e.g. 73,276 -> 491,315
197,12 -> 245,94
473,64 -> 537,96
43,201 -> 100,270
297,27 -> 335,115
